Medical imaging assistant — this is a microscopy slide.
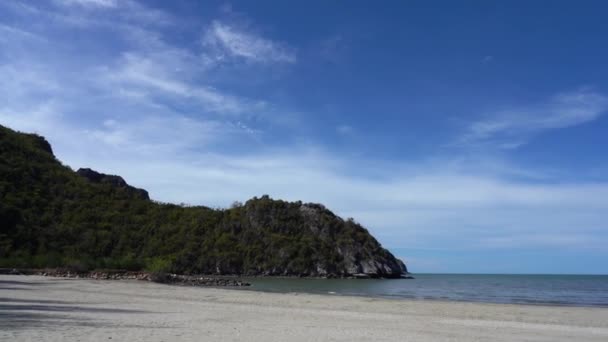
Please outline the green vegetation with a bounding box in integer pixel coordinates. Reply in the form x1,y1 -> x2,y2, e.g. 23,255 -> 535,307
0,124 -> 406,277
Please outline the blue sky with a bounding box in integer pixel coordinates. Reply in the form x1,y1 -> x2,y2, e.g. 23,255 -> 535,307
1,0 -> 608,274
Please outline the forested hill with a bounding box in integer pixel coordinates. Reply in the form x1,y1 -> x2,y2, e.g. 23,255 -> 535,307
0,124 -> 407,278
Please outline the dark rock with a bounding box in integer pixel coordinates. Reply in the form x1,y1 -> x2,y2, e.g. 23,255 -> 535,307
26,269 -> 250,287
0,268 -> 23,275
353,273 -> 371,279
147,273 -> 250,287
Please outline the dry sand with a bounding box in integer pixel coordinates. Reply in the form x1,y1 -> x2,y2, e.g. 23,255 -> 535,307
1,274 -> 607,341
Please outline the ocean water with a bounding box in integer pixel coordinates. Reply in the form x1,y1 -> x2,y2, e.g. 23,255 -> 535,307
241,274 -> 608,307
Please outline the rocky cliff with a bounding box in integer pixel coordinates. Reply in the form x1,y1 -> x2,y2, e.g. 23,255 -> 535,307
0,124 -> 408,278
199,197 -> 408,278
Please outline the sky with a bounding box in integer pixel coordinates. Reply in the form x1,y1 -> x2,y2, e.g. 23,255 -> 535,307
1,0 -> 608,274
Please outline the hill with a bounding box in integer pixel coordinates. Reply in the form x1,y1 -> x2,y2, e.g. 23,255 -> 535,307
0,124 -> 407,278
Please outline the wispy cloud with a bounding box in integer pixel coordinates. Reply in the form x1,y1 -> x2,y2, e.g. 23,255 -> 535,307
87,115 -> 257,154
4,0 -> 174,29
461,89 -> 608,148
203,20 -> 296,64
0,23 -> 47,42
54,0 -> 118,8
102,52 -> 260,115
0,0 -> 280,157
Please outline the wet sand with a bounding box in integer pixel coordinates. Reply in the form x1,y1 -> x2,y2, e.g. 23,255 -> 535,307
1,275 -> 607,341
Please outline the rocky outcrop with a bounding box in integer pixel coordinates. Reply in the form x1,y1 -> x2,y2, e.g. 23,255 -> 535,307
1,124 -> 411,280
77,168 -> 149,200
0,268 -> 250,287
340,246 -> 408,278
312,213 -> 407,278
224,198 -> 409,279
149,273 -> 250,286
298,204 -> 408,278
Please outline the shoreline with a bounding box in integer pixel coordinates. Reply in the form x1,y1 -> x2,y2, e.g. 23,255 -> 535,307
237,285 -> 608,309
4,274 -> 606,310
2,274 -> 608,341
0,267 -> 413,280
3,269 -> 605,308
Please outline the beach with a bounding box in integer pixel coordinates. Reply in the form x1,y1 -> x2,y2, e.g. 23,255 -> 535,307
1,275 -> 608,341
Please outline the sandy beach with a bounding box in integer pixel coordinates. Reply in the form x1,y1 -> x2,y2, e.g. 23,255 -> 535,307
1,275 -> 607,341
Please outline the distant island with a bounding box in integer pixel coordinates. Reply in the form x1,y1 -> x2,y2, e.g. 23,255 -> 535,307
0,124 -> 407,279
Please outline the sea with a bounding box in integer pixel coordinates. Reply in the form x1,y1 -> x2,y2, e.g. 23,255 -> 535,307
241,274 -> 608,307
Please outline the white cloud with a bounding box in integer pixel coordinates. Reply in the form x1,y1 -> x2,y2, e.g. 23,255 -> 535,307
0,23 -> 46,42
88,115 -> 247,153
0,1 -> 291,120
55,0 -> 118,8
0,64 -> 59,98
0,102 -> 64,136
6,0 -> 174,29
102,52 -> 260,115
203,20 -> 296,63
462,89 -> 608,148
119,1 -> 174,27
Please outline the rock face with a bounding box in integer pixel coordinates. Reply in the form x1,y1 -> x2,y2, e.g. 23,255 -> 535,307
340,246 -> 408,277
219,198 -> 408,278
297,204 -> 407,278
299,204 -> 408,278
77,168 -> 149,200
